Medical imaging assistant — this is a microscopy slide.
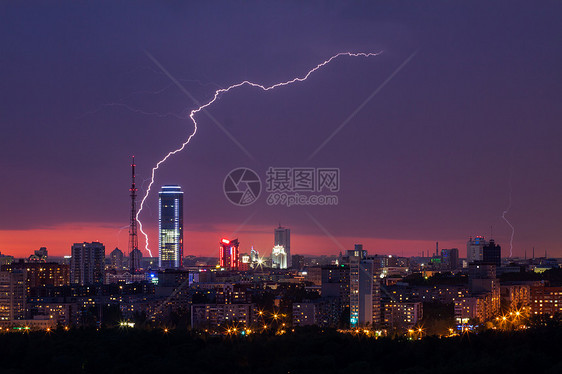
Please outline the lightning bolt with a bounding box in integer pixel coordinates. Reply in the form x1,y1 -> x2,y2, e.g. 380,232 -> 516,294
137,51 -> 382,257
502,169 -> 515,257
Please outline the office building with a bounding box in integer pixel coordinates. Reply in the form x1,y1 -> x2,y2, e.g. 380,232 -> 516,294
70,242 -> 105,285
219,238 -> 240,271
483,239 -> 501,267
467,236 -> 488,263
274,226 -> 291,267
159,185 -> 184,269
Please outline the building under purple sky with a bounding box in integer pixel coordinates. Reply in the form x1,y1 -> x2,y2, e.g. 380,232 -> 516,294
1,1 -> 561,258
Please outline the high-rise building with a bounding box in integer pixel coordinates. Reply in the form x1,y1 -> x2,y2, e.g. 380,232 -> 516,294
321,264 -> 350,308
70,242 -> 105,285
441,248 -> 459,270
458,262 -> 500,323
467,236 -> 488,263
159,185 -> 184,269
0,270 -> 26,321
130,248 -> 143,272
274,226 -> 291,267
250,247 -> 259,263
110,248 -> 124,269
271,245 -> 287,269
483,239 -> 501,267
348,245 -> 380,328
219,238 -> 239,271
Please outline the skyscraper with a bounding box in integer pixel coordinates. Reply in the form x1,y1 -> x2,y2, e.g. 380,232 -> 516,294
70,242 -> 105,285
159,185 -> 183,269
348,245 -> 380,328
467,236 -> 488,263
274,226 -> 291,267
219,238 -> 239,271
483,239 -> 501,267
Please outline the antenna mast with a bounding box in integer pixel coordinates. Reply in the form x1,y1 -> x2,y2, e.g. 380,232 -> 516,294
129,156 -> 139,273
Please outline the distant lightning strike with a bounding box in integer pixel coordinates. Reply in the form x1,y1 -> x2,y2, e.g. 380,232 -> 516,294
502,172 -> 515,258
136,51 -> 382,257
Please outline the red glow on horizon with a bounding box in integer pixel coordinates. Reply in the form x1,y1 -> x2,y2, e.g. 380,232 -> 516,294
0,221 -> 512,260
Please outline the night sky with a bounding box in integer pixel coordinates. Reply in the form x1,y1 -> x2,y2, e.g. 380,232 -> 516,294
1,1 -> 561,258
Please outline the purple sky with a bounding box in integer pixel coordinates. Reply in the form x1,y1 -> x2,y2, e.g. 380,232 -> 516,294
1,1 -> 562,258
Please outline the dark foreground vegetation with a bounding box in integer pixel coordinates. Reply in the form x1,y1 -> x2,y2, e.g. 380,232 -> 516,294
1,326 -> 562,374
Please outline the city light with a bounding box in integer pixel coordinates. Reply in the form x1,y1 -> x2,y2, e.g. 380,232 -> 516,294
2,3 -> 562,373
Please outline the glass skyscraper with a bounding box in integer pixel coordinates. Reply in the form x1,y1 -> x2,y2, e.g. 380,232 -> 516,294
159,185 -> 183,269
274,226 -> 291,267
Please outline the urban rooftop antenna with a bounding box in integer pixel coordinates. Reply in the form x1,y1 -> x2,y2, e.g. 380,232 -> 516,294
129,156 -> 139,273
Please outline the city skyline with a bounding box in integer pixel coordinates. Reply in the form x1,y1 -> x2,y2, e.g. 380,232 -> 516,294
2,2 -> 562,259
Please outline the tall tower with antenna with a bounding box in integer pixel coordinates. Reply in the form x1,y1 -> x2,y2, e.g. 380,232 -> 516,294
129,156 -> 142,273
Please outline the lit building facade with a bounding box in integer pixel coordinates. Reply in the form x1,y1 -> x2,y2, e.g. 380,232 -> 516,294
349,245 -> 380,328
500,284 -> 530,312
530,286 -> 562,315
454,292 -> 499,324
383,301 -> 423,330
70,242 -> 105,286
293,299 -> 343,328
274,226 -> 291,267
0,270 -> 26,321
271,245 -> 287,269
1,261 -> 70,293
159,185 -> 183,269
191,303 -> 257,330
219,239 -> 239,271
